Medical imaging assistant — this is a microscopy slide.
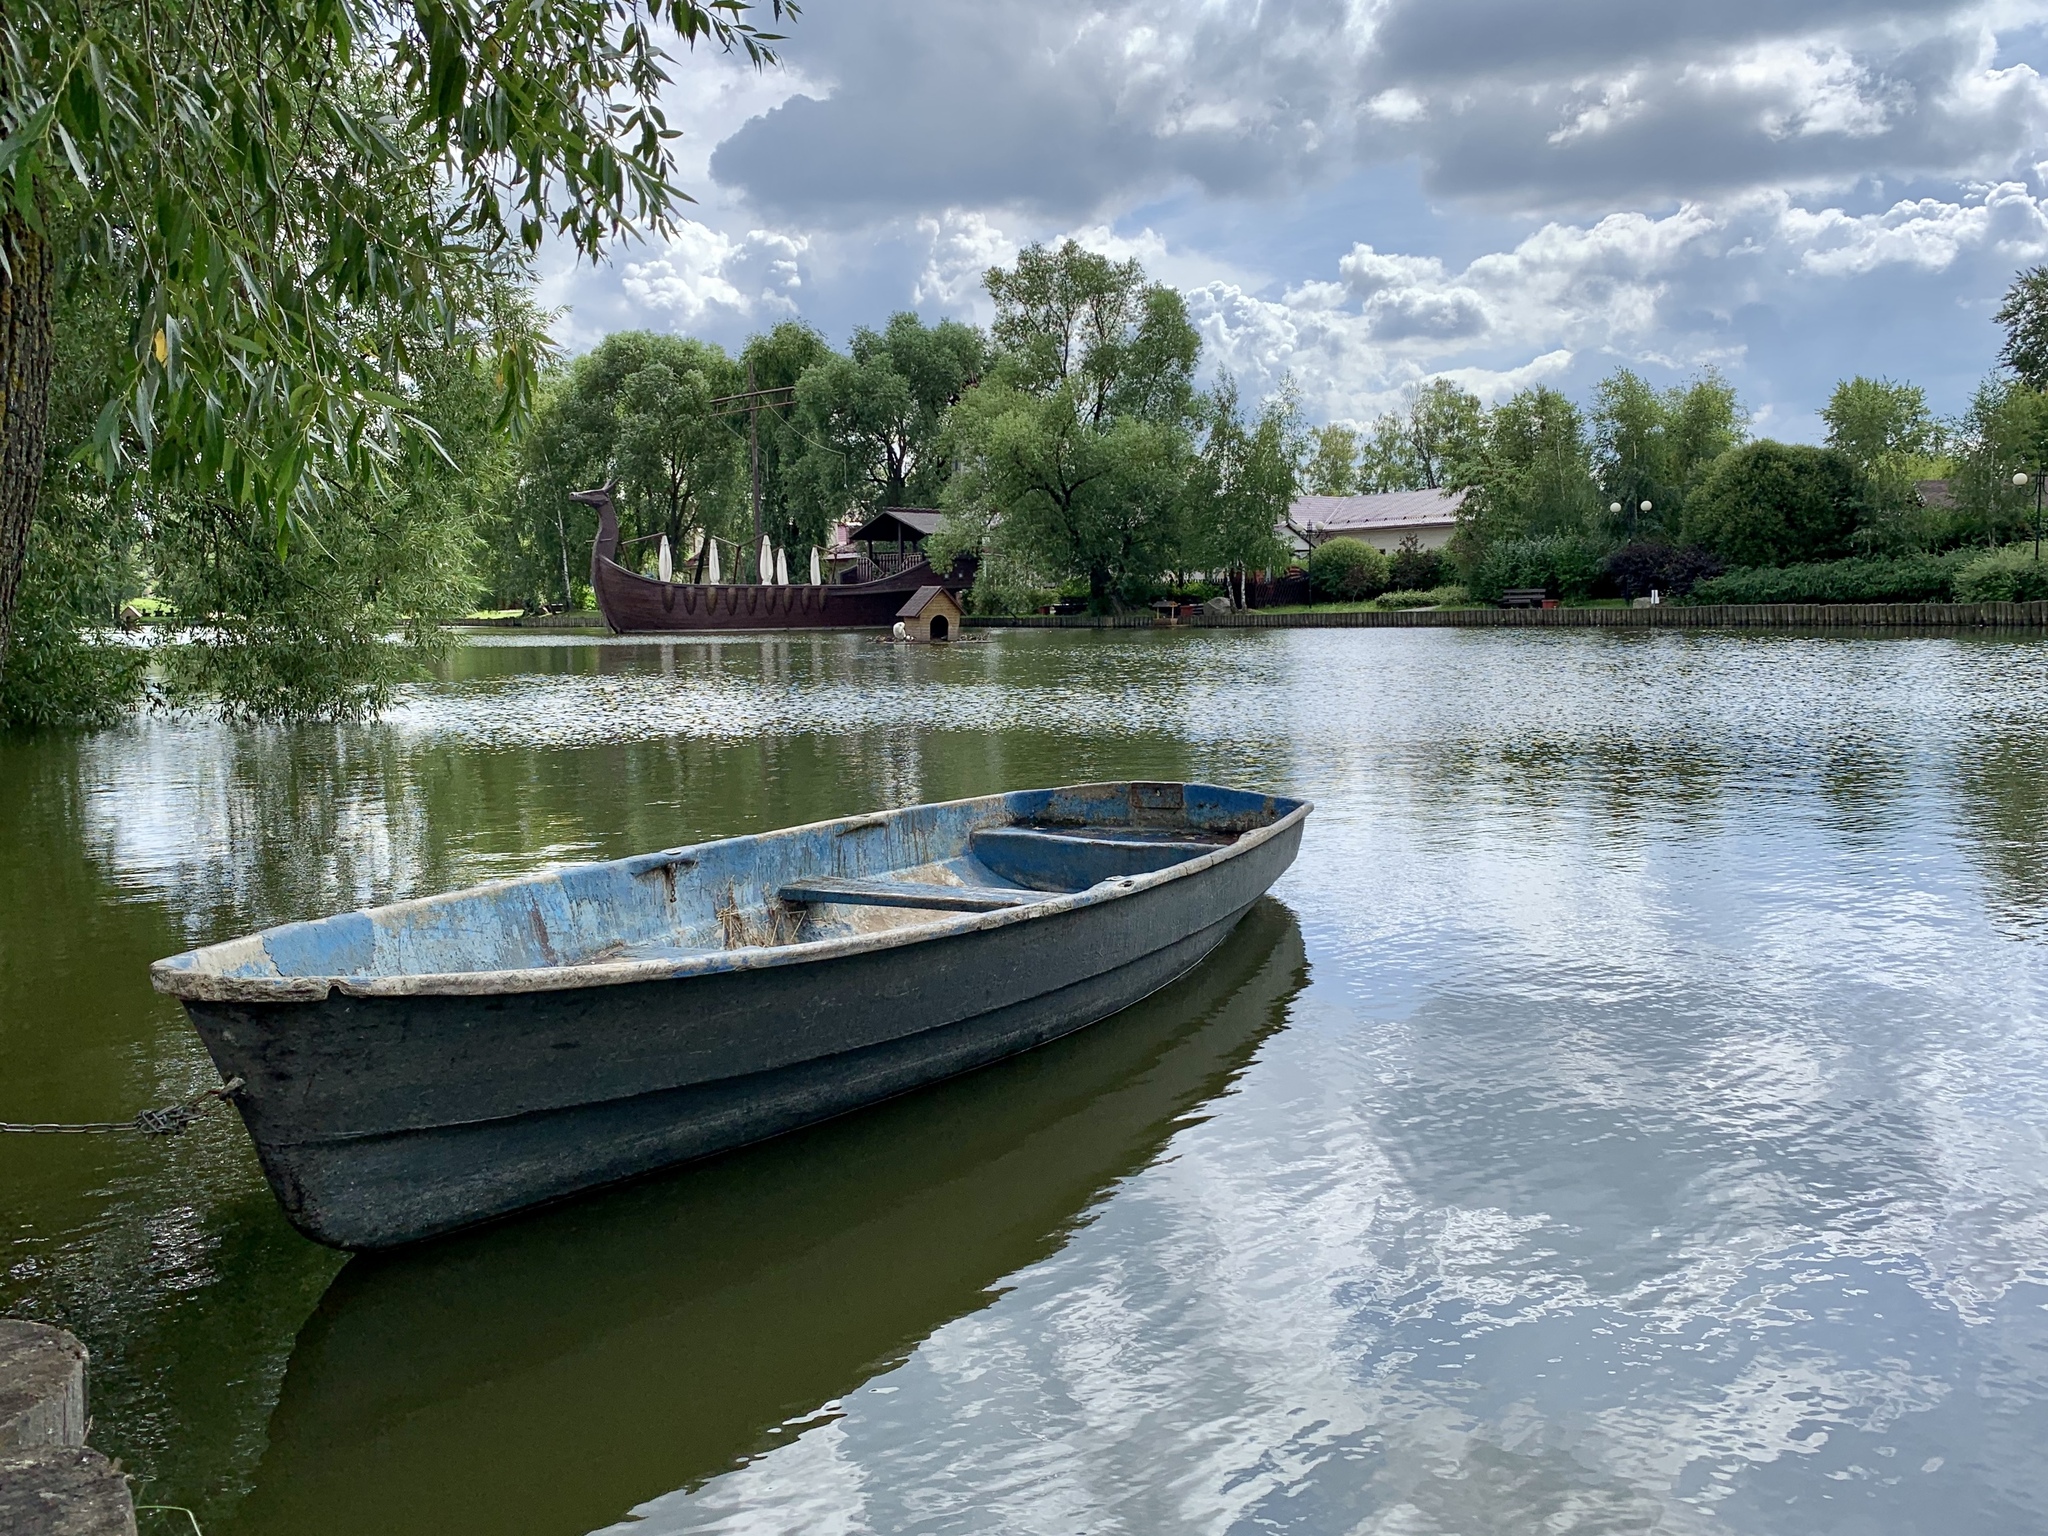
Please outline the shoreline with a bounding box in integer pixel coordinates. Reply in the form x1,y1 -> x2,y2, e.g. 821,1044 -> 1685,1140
968,599 -> 2048,631
441,598 -> 2048,635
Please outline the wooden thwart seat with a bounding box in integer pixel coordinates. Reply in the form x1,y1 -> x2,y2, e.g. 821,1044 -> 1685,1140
784,828 -> 1233,913
968,825 -> 1226,891
779,877 -> 1040,912
989,827 -> 1225,853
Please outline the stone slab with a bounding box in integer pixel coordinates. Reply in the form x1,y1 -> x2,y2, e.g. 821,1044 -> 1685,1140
0,1448 -> 137,1536
0,1322 -> 87,1451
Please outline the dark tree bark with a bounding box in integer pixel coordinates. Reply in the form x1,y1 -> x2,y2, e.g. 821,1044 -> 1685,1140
0,210 -> 55,669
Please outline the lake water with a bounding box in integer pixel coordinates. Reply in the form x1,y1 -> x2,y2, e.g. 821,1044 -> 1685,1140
4,626 -> 2048,1536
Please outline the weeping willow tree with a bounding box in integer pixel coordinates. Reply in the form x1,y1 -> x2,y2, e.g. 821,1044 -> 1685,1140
0,0 -> 794,717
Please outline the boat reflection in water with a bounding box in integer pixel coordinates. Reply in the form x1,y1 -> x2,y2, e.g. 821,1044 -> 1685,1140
230,899 -> 1308,1536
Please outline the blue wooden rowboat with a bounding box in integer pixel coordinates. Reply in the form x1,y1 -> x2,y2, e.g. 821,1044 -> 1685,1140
151,780 -> 1309,1250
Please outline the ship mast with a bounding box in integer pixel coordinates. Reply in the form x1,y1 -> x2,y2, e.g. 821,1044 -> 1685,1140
706,371 -> 794,586
747,359 -> 763,582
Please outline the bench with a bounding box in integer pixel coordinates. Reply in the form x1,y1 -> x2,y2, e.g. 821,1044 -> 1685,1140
1499,588 -> 1550,608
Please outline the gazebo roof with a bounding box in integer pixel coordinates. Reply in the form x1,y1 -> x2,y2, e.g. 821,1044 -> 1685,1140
849,507 -> 945,543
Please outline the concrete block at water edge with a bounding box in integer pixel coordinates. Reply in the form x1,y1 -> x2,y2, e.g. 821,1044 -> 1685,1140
0,1322 -> 87,1450
0,1450 -> 137,1536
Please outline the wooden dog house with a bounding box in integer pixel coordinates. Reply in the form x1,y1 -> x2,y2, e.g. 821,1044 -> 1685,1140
897,585 -> 964,642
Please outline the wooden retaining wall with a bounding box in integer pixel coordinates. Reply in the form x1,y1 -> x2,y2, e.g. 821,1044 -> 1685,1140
969,601 -> 2048,632
969,613 -> 1161,629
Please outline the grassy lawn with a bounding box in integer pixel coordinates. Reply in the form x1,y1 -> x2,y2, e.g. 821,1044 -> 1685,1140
1244,598 -> 1638,614
1017,590 -> 1643,619
1254,600 -> 1489,614
463,609 -> 526,620
1257,600 -> 1393,614
1256,583 -> 1480,615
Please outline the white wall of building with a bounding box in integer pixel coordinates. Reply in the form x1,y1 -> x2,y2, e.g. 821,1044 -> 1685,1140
1338,524 -> 1456,554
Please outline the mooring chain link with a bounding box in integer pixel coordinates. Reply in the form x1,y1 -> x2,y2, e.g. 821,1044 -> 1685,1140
0,1077 -> 245,1136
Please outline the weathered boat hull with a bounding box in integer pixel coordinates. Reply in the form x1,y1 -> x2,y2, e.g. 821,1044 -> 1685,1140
578,485 -> 971,634
156,782 -> 1308,1251
183,872 -> 1278,1249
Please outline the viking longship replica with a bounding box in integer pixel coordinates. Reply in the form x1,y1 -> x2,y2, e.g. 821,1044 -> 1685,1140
574,485 -> 972,634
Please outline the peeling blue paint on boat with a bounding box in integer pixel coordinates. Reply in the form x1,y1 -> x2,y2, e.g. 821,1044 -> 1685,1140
151,781 -> 1309,1249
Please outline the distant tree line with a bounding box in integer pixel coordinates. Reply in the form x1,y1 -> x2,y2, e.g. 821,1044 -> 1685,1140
1295,288 -> 2048,609
494,310 -> 986,607
486,240 -> 1297,618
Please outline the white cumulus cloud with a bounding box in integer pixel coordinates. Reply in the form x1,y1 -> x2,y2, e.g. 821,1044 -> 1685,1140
1180,182 -> 2048,421
913,210 -> 1019,310
534,1 -> 2048,431
620,224 -> 810,324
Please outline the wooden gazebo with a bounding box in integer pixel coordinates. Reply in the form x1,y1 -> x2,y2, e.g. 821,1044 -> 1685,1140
845,508 -> 945,578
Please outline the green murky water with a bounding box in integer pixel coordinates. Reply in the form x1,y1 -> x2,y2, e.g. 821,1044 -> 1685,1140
4,627 -> 2048,1535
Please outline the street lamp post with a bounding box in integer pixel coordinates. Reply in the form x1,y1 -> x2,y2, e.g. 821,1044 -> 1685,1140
1612,499 -> 1653,536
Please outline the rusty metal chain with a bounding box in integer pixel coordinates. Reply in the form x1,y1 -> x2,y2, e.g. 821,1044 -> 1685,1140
0,1077 -> 244,1136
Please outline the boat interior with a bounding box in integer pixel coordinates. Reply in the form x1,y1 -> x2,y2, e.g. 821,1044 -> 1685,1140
155,782 -> 1302,986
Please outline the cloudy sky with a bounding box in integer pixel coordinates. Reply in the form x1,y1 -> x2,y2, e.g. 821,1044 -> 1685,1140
537,0 -> 2048,438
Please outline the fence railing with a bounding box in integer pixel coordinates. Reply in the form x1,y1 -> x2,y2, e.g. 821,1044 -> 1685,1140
835,550 -> 932,583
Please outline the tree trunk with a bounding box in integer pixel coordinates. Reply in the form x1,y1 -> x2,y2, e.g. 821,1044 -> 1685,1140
0,210 -> 55,671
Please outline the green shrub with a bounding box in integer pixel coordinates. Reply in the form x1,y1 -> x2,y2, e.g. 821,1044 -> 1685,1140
0,617 -> 147,731
1602,540 -> 1724,598
1681,441 -> 1864,567
1686,550 -> 1971,605
1388,536 -> 1447,591
963,548 -> 1055,615
1953,545 -> 2048,603
0,483 -> 148,731
1373,585 -> 1468,609
1465,534 -> 1614,604
1306,537 -> 1391,600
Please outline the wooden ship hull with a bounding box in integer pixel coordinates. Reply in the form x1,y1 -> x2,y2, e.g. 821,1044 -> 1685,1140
579,486 -> 969,634
151,780 -> 1310,1251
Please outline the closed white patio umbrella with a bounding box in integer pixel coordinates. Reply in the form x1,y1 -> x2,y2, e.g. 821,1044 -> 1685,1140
707,540 -> 721,583
810,546 -> 822,585
759,536 -> 773,584
775,547 -> 790,585
656,534 -> 673,583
